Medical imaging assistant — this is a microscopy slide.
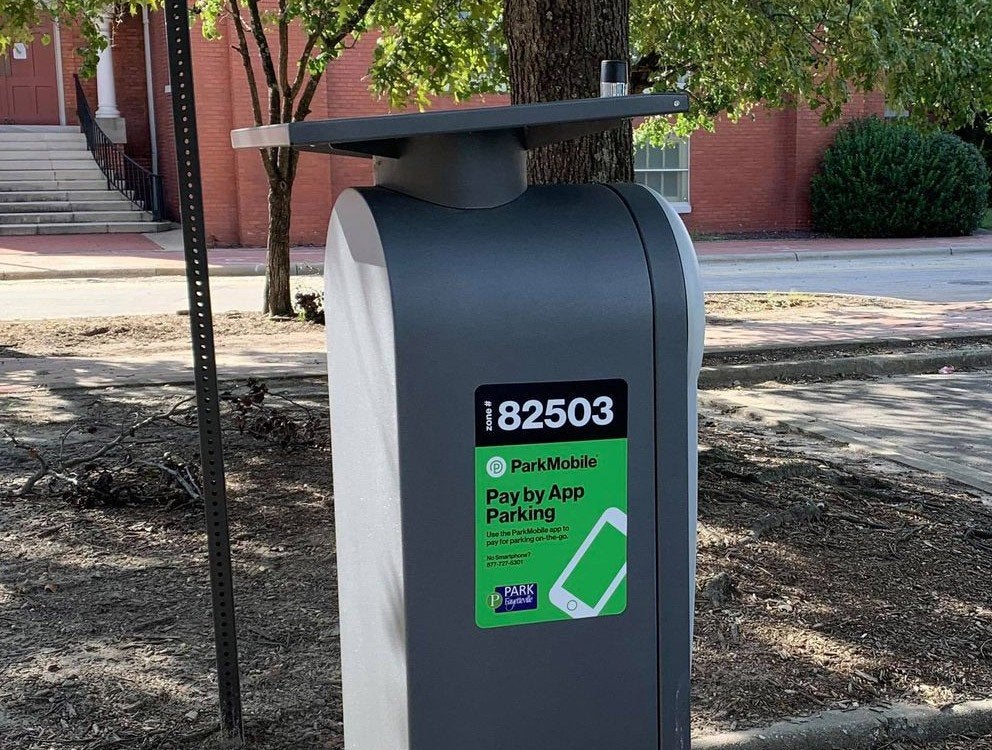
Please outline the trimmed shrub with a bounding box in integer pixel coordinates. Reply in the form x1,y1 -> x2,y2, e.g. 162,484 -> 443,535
954,115 -> 992,206
811,117 -> 990,237
294,290 -> 325,325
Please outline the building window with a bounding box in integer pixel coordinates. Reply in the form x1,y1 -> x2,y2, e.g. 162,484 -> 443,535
634,138 -> 690,208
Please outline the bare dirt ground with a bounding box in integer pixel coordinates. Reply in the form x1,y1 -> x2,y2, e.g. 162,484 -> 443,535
3,370 -> 991,748
0,295 -> 896,359
1,381 -> 338,750
0,313 -> 322,360
891,737 -> 992,749
694,407 -> 992,733
705,291 -> 905,316
2,306 -> 991,747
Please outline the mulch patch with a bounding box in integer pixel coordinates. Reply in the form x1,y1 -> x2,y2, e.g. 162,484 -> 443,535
0,313 -> 320,359
693,409 -> 992,733
2,384 -> 990,748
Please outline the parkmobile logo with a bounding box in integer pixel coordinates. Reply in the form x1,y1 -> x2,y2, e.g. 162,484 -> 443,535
486,456 -> 507,478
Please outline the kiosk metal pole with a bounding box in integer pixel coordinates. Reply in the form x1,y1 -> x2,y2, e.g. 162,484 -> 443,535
163,0 -> 244,740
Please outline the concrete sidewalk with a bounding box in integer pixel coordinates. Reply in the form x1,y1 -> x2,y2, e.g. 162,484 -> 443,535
704,298 -> 992,350
1,228 -> 991,280
3,301 -> 990,393
0,231 -> 323,280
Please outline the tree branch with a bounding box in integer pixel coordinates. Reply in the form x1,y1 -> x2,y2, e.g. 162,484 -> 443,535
63,398 -> 194,471
227,1 -> 264,127
289,32 -> 320,101
245,0 -> 281,124
3,397 -> 195,498
227,0 -> 277,180
278,0 -> 292,124
319,0 -> 376,54
294,69 -> 324,123
2,426 -> 49,497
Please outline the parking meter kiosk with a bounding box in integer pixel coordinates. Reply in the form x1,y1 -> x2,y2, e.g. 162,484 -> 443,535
232,94 -> 704,750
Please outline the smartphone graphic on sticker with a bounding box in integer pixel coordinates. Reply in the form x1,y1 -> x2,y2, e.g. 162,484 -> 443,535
549,507 -> 627,618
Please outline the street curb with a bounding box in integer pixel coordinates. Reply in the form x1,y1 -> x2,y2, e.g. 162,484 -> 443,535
698,244 -> 992,264
699,347 -> 992,389
0,263 -> 323,281
694,699 -> 992,750
705,329 -> 992,355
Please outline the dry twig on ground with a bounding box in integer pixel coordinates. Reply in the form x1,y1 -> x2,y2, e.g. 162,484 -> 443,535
2,396 -> 201,508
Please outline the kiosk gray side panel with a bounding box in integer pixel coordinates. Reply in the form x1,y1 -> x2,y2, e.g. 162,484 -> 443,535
608,183 -> 693,749
649,190 -> 704,645
325,190 -> 410,750
363,184 -> 661,750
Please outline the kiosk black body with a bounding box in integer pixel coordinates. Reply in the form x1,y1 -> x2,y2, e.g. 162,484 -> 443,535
233,95 -> 704,750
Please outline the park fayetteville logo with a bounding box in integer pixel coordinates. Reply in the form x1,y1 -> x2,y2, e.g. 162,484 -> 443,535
486,455 -> 507,478
489,584 -> 538,613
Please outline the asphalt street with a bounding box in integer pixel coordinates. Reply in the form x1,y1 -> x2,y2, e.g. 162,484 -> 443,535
702,252 -> 992,302
0,252 -> 990,320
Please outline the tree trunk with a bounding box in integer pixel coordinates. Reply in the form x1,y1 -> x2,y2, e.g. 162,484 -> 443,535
264,182 -> 293,317
503,0 -> 633,184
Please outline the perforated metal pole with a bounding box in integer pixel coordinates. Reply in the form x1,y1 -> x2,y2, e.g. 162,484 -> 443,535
162,0 -> 244,741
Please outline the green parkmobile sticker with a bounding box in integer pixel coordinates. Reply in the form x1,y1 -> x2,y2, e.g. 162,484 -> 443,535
475,379 -> 628,628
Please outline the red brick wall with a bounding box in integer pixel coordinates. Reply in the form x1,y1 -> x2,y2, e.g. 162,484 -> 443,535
149,10 -> 179,223
144,11 -> 337,246
60,16 -> 152,169
164,29 -> 507,246
60,16 -> 887,241
684,93 -> 886,234
224,18 -> 334,248
111,15 -> 152,169
60,26 -> 92,126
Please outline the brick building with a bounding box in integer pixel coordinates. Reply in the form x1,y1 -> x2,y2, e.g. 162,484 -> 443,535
3,12 -> 885,244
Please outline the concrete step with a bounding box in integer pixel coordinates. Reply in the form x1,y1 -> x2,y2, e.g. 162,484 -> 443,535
0,209 -> 151,225
0,145 -> 89,155
0,189 -> 125,203
0,153 -> 93,164
0,140 -> 89,154
0,131 -> 85,140
0,220 -> 173,236
0,199 -> 133,213
0,168 -> 105,181
0,179 -> 113,191
0,160 -> 98,171
0,125 -> 80,134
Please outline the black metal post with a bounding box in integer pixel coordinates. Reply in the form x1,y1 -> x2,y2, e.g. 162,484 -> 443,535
162,0 -> 244,741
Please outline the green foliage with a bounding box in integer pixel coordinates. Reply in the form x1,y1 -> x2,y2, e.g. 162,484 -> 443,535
0,2 -> 158,77
369,1 -> 505,108
955,114 -> 992,205
196,0 -> 375,88
370,0 -> 992,147
294,290 -> 325,325
8,0 -> 992,147
811,117 -> 990,237
632,0 -> 992,143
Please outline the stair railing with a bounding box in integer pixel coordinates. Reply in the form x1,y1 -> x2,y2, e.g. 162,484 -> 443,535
74,74 -> 165,221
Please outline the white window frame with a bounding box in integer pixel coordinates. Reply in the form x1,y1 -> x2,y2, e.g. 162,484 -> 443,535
634,138 -> 691,214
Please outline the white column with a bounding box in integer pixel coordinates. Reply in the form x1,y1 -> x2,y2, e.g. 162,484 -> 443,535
95,15 -> 120,118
